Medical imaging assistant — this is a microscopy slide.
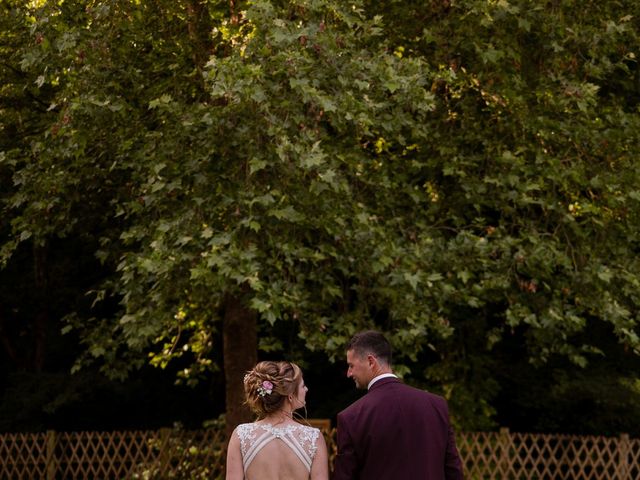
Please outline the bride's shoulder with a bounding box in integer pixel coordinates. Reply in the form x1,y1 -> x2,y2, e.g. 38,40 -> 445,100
298,423 -> 320,432
295,423 -> 322,440
234,422 -> 259,436
235,422 -> 255,429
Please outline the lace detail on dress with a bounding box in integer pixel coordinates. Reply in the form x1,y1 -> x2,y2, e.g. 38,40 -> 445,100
235,422 -> 320,473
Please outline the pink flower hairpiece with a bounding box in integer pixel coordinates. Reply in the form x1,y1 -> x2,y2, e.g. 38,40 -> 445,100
257,380 -> 273,397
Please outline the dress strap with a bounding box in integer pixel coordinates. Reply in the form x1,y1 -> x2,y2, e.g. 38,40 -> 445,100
243,430 -> 274,471
278,432 -> 313,471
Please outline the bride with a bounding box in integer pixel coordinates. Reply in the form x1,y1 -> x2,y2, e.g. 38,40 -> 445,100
226,361 -> 329,480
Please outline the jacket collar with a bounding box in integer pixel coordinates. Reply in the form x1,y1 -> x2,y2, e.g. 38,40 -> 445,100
368,375 -> 400,391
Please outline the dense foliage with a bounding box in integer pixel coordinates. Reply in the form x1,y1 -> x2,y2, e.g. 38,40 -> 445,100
1,0 -> 639,433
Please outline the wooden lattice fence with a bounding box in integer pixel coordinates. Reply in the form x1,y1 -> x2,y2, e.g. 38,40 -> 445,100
0,429 -> 225,480
458,429 -> 640,480
0,426 -> 638,479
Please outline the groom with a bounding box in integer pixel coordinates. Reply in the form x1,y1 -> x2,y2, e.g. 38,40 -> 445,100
332,330 -> 464,480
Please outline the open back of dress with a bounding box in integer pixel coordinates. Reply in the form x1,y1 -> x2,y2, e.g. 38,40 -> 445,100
235,423 -> 320,480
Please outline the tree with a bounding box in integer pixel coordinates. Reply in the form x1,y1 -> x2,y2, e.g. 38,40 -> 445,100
2,0 -> 446,432
0,0 -> 64,374
2,0 -> 640,434
360,0 -> 640,428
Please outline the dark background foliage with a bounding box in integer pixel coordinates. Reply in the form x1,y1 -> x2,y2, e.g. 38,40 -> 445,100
1,0 -> 639,436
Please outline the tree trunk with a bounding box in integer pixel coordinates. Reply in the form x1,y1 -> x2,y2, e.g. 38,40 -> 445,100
229,0 -> 239,25
0,242 -> 49,371
0,309 -> 22,368
185,0 -> 215,72
223,291 -> 257,438
32,242 -> 49,372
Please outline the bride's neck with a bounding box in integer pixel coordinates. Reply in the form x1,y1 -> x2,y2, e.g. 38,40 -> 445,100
264,409 -> 294,424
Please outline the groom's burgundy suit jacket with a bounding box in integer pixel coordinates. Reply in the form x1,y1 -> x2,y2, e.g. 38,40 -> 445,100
332,377 -> 464,480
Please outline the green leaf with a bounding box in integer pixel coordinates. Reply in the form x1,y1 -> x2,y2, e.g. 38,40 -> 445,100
249,158 -> 268,174
457,270 -> 471,284
268,206 -> 304,222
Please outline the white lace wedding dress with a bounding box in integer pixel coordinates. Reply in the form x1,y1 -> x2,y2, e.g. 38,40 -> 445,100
235,422 -> 321,479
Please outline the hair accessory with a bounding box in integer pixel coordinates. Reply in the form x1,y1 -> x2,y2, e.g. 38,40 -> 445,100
257,380 -> 274,397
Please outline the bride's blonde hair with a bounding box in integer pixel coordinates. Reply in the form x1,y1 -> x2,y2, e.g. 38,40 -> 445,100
243,361 -> 302,417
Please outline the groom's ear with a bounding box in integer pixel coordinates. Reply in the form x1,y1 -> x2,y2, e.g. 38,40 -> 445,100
367,354 -> 377,369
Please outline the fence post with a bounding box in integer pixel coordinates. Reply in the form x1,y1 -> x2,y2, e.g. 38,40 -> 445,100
158,427 -> 173,474
499,427 -> 512,477
618,433 -> 629,480
45,430 -> 57,480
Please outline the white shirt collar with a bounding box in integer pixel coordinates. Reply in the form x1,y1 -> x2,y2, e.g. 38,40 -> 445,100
367,373 -> 398,390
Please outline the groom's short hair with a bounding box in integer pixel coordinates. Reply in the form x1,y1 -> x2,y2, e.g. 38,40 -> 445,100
347,330 -> 392,366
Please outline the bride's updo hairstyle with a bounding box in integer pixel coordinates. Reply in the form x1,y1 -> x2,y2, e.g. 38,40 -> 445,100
244,361 -> 302,417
